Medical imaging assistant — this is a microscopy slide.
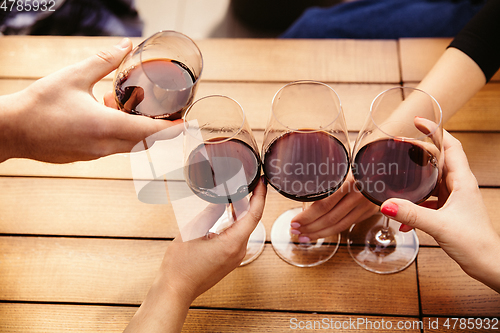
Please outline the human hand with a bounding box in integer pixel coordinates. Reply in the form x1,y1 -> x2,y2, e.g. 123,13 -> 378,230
380,131 -> 500,293
123,179 -> 267,333
0,38 -> 182,164
290,172 -> 379,242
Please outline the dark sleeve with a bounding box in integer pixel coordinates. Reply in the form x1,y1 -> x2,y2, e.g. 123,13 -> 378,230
448,0 -> 500,82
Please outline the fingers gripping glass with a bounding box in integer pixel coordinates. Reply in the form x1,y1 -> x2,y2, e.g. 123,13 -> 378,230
262,81 -> 350,267
114,30 -> 203,120
347,86 -> 443,274
183,95 -> 265,266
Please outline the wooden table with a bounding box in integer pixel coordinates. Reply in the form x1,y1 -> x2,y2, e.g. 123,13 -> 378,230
0,36 -> 499,332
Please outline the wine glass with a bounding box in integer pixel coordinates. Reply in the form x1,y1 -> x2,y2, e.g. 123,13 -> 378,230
347,86 -> 443,274
183,95 -> 266,265
114,30 -> 203,120
262,81 -> 350,267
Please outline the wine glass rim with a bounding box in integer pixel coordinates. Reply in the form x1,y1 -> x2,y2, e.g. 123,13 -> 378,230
369,86 -> 443,141
183,95 -> 246,144
271,80 -> 343,133
138,30 -> 204,92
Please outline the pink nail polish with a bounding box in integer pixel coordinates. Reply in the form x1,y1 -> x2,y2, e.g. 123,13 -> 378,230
298,236 -> 310,243
290,229 -> 301,235
290,222 -> 301,229
381,202 -> 398,217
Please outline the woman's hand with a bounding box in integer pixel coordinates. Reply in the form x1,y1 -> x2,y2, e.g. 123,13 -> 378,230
123,179 -> 268,332
381,131 -> 500,293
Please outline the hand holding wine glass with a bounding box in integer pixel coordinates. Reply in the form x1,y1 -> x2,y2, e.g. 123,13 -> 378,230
183,95 -> 266,265
0,38 -> 182,164
348,86 -> 443,274
123,178 -> 267,332
380,130 -> 500,292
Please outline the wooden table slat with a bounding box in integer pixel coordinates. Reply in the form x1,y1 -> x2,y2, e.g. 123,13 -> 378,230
0,237 -> 419,315
418,248 -> 500,317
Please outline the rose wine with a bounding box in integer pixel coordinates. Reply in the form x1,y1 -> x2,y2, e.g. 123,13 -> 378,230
263,131 -> 349,202
115,58 -> 196,120
185,139 -> 261,204
353,138 -> 439,205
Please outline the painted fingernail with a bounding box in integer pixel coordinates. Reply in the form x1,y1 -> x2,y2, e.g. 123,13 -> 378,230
298,236 -> 310,243
381,202 -> 398,217
290,229 -> 301,235
260,176 -> 267,185
290,222 -> 301,229
399,224 -> 413,232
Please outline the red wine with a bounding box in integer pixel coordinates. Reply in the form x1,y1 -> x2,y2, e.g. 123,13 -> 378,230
353,138 -> 439,205
185,139 -> 261,204
263,131 -> 349,202
115,58 -> 196,120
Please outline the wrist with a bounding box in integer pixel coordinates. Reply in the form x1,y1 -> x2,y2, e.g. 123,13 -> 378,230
124,273 -> 193,333
0,91 -> 30,162
461,233 -> 500,293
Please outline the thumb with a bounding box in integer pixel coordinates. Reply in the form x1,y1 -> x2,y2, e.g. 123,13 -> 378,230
381,199 -> 439,236
76,38 -> 133,86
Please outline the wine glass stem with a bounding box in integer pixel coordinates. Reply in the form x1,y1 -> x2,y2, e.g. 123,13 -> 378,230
379,215 -> 391,241
302,201 -> 311,212
227,203 -> 237,224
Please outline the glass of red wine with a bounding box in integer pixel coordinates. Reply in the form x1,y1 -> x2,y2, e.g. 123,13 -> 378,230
347,86 -> 443,274
183,95 -> 265,265
114,30 -> 203,120
262,81 -> 350,267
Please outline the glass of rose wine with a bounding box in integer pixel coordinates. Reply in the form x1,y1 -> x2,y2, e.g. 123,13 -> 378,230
348,86 -> 443,274
262,81 -> 350,267
113,30 -> 203,120
183,95 -> 265,265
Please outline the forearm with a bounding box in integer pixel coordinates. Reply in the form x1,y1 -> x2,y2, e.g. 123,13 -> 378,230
416,47 -> 486,124
123,277 -> 192,333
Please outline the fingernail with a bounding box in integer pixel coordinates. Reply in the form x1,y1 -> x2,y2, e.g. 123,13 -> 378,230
290,229 -> 301,235
290,222 -> 301,229
115,38 -> 130,50
381,202 -> 398,217
298,236 -> 310,243
260,176 -> 267,186
399,224 -> 413,232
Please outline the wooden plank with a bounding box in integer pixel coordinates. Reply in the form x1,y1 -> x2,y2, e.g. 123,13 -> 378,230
0,304 -> 421,332
1,177 -> 498,243
0,304 -> 134,333
453,132 -> 500,187
0,237 -> 419,315
400,38 -> 500,82
418,247 -> 500,317
0,36 -> 400,83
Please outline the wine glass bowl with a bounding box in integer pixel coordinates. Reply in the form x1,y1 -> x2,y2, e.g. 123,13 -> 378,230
262,81 -> 350,267
183,95 -> 265,265
114,30 -> 203,120
348,86 -> 443,274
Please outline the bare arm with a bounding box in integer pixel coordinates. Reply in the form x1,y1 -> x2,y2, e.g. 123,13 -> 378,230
416,47 -> 486,124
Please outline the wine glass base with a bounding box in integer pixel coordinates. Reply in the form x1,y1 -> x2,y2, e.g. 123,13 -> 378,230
240,221 -> 266,266
347,213 -> 419,274
271,207 -> 340,267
